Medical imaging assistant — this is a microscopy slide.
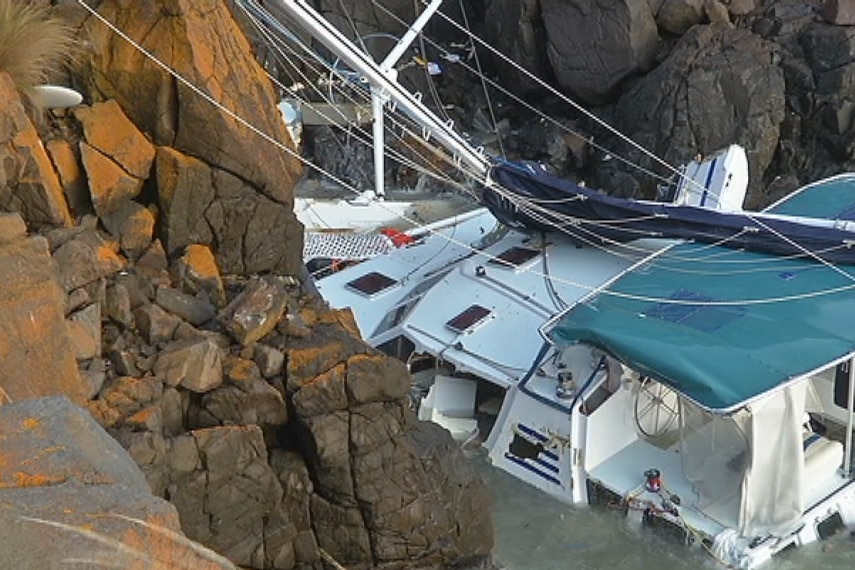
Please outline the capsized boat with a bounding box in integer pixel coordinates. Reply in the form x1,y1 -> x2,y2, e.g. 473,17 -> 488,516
317,149 -> 855,568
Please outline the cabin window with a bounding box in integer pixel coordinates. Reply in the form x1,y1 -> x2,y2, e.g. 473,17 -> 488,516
446,304 -> 492,333
346,271 -> 397,297
488,246 -> 540,268
644,288 -> 745,332
834,361 -> 851,409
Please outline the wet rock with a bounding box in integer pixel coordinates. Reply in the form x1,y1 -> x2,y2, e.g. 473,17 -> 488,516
134,303 -> 182,345
0,73 -> 73,229
220,276 -> 289,346
173,243 -> 227,307
155,286 -> 216,326
154,337 -> 223,393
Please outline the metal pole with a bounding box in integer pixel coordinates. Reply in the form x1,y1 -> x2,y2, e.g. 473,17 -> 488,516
845,358 -> 854,474
371,90 -> 385,197
275,0 -> 489,176
380,0 -> 445,73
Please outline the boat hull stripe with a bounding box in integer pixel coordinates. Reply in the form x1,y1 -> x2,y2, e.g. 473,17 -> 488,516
504,453 -> 561,486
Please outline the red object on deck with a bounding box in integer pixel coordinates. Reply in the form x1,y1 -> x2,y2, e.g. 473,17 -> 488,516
381,228 -> 416,247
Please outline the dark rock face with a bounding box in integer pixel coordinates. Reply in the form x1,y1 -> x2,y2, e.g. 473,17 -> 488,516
610,25 -> 785,203
540,0 -> 658,105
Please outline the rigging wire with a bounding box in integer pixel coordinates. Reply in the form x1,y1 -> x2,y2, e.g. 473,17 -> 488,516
75,0 -> 855,307
368,0 -> 678,190
241,2 -> 477,196
402,0 -> 719,199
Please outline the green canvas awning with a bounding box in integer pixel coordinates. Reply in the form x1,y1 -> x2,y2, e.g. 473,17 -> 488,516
547,175 -> 855,412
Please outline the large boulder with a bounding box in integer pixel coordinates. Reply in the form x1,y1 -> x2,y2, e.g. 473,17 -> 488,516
76,0 -> 304,276
484,0 -> 550,92
540,0 -> 659,105
610,25 -> 785,204
0,396 -> 233,570
0,218 -> 88,403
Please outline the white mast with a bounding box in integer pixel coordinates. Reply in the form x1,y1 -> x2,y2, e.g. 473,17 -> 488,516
274,0 -> 489,198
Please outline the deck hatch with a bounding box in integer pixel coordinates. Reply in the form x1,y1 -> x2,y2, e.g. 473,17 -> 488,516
346,271 -> 397,297
488,246 -> 540,268
446,304 -> 492,333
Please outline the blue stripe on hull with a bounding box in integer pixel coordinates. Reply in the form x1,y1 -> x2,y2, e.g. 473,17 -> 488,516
505,453 -> 562,486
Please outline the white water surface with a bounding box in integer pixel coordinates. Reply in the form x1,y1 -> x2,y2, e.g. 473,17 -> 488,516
472,453 -> 855,570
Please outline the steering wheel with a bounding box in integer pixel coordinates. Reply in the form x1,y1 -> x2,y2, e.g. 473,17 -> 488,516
634,377 -> 681,438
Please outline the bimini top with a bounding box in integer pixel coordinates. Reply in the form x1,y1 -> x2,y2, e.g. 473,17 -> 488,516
545,174 -> 855,412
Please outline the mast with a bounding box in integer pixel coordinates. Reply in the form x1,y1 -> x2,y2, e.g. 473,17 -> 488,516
273,0 -> 490,196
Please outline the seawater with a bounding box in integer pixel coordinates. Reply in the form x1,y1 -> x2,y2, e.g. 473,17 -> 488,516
471,454 -> 855,570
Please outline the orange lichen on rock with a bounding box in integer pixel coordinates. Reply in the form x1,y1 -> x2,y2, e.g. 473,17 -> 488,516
22,417 -> 40,430
12,471 -> 66,488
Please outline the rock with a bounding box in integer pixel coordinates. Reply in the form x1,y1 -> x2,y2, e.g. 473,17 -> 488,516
822,0 -> 855,25
0,396 -> 232,569
65,285 -> 90,315
613,25 -> 785,202
154,337 -> 223,393
220,276 -> 289,346
345,353 -> 410,406
79,141 -> 144,218
96,375 -> 163,428
154,146 -> 215,254
253,344 -> 284,378
704,0 -> 732,25
134,303 -> 182,345
100,200 -> 156,258
174,243 -> 227,307
69,302 -> 102,354
66,318 -> 100,361
291,364 -> 349,418
657,0 -> 704,34
74,99 -> 156,179
727,0 -> 756,17
105,280 -> 135,326
166,425 -> 295,568
199,376 -> 288,427
80,358 -> 107,399
52,229 -> 126,292
155,286 -> 216,326
484,0 -> 550,93
0,211 -> 27,243
45,139 -> 91,218
161,386 -> 188,437
0,235 -> 88,403
135,239 -> 171,286
78,0 -> 304,276
540,0 -> 658,104
0,73 -> 74,229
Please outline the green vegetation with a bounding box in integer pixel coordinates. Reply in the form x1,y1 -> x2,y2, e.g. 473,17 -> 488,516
0,0 -> 76,101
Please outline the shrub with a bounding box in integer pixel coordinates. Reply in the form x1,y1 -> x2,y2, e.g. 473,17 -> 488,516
0,0 -> 76,101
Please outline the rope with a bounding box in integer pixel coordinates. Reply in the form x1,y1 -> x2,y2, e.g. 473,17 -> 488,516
78,0 -> 855,308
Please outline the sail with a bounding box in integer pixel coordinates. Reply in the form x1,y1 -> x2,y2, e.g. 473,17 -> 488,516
486,161 -> 855,264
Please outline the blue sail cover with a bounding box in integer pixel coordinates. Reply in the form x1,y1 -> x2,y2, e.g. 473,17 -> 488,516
546,175 -> 855,412
486,163 -> 855,264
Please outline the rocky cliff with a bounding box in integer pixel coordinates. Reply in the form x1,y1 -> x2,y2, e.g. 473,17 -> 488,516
0,1 -> 492,568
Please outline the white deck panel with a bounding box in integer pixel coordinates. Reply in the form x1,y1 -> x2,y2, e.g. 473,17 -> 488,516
400,237 -> 653,387
317,209 -> 499,338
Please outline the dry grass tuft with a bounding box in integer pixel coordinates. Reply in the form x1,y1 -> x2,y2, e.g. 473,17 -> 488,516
0,0 -> 77,100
